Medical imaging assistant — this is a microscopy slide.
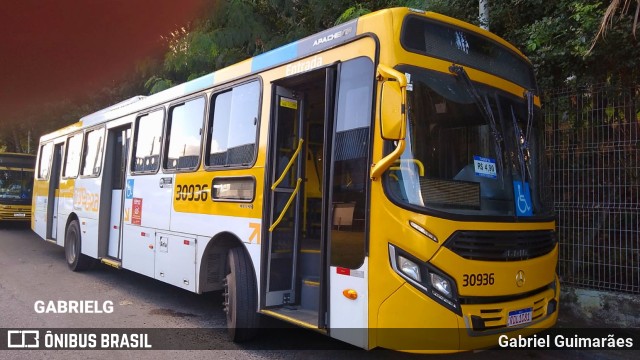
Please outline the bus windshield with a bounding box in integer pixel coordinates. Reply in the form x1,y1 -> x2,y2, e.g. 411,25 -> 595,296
0,169 -> 34,204
384,66 -> 551,218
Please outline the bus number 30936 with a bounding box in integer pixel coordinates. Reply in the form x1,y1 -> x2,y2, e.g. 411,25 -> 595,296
175,184 -> 209,202
462,273 -> 495,287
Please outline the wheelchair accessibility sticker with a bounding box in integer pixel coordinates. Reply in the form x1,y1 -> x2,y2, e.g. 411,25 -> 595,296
125,179 -> 134,199
513,181 -> 532,216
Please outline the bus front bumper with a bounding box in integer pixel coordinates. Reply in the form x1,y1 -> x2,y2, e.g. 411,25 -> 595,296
374,276 -> 560,353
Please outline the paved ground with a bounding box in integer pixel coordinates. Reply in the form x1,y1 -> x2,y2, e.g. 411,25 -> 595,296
0,222 -> 637,359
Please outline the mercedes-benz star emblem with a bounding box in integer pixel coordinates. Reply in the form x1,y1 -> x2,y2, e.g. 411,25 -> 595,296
516,270 -> 526,287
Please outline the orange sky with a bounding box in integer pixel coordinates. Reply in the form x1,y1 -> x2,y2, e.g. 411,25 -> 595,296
0,0 -> 208,120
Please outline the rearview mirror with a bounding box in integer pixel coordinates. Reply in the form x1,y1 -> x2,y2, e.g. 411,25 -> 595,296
380,80 -> 405,140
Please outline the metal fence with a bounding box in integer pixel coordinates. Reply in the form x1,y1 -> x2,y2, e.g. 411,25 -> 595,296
544,83 -> 640,294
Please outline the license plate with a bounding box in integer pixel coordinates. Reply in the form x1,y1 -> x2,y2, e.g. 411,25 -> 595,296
14,213 -> 26,217
507,307 -> 532,327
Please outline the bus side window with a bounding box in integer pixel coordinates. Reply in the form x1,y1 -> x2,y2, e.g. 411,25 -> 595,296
63,133 -> 83,178
132,110 -> 164,174
206,81 -> 260,168
81,128 -> 105,177
164,97 -> 205,171
37,142 -> 53,180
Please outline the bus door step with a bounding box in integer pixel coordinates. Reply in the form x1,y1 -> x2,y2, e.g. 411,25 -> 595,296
101,258 -> 122,269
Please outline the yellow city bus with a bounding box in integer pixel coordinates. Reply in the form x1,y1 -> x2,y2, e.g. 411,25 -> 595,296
0,152 -> 35,222
32,8 -> 558,352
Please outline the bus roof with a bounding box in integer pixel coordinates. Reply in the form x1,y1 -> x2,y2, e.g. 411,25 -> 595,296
80,17 -> 360,128
0,153 -> 36,168
69,7 -> 531,130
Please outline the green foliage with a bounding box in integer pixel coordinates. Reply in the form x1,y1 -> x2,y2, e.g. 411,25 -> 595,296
145,76 -> 174,95
335,4 -> 372,25
4,0 -> 639,152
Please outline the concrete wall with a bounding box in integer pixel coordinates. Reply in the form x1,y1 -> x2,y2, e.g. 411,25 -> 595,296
559,285 -> 640,327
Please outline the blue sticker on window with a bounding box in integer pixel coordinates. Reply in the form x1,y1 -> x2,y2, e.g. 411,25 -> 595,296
473,156 -> 497,179
125,179 -> 134,199
513,181 -> 533,216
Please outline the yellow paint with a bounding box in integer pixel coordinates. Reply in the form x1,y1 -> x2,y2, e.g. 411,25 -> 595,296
248,222 -> 261,244
260,309 -> 326,332
124,208 -> 131,222
39,122 -> 83,142
101,258 -> 122,269
362,9 -> 554,351
279,97 -> 298,110
58,178 -> 75,198
73,187 -> 99,212
213,58 -> 252,84
173,168 -> 263,218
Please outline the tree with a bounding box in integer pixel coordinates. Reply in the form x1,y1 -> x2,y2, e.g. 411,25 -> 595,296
592,0 -> 640,47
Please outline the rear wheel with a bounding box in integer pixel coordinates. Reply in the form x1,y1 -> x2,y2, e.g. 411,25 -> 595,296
223,247 -> 258,342
64,220 -> 93,271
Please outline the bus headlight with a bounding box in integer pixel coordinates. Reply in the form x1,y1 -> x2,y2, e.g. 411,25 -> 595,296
389,243 -> 461,315
398,255 -> 421,282
430,273 -> 452,298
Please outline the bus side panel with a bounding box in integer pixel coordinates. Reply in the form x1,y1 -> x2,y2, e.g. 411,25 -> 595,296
72,177 -> 102,258
175,212 -> 261,295
33,193 -> 47,239
32,168 -> 49,239
124,174 -> 173,230
119,174 -> 173,279
56,179 -> 76,246
78,217 -> 99,257
155,232 -> 196,292
329,259 -> 369,349
121,223 -> 155,278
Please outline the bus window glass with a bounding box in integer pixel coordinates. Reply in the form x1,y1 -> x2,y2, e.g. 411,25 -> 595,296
208,81 -> 260,167
165,97 -> 205,171
63,133 -> 82,178
38,143 -> 53,179
81,128 -> 104,176
133,110 -> 164,173
330,57 -> 374,269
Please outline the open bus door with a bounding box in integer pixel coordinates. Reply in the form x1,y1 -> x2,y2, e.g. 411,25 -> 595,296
262,58 -> 373,348
46,142 -> 63,241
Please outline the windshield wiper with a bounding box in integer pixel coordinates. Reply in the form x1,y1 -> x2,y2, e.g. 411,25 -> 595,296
449,64 -> 504,179
513,90 -> 536,183
511,106 -> 528,183
523,90 -> 535,152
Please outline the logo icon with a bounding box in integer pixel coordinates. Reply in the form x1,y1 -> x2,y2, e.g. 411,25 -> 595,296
512,181 -> 533,216
125,179 -> 134,199
515,270 -> 526,287
7,330 -> 39,348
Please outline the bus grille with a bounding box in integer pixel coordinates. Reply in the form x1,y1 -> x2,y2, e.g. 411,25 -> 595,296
444,230 -> 555,261
469,296 -> 548,331
0,205 -> 31,221
461,284 -> 556,332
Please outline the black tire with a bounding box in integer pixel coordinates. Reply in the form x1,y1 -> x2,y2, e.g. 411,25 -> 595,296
223,247 -> 259,342
64,220 -> 93,271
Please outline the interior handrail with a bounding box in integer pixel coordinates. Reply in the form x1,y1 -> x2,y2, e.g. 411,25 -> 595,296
269,178 -> 302,232
271,138 -> 304,191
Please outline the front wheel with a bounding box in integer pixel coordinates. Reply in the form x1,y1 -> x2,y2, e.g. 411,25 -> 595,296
223,247 -> 258,342
64,220 -> 93,271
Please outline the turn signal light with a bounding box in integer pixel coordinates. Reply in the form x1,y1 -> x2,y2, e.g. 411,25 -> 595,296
342,289 -> 358,300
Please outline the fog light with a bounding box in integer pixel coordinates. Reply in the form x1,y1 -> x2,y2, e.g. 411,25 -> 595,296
430,273 -> 452,298
398,255 -> 421,282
